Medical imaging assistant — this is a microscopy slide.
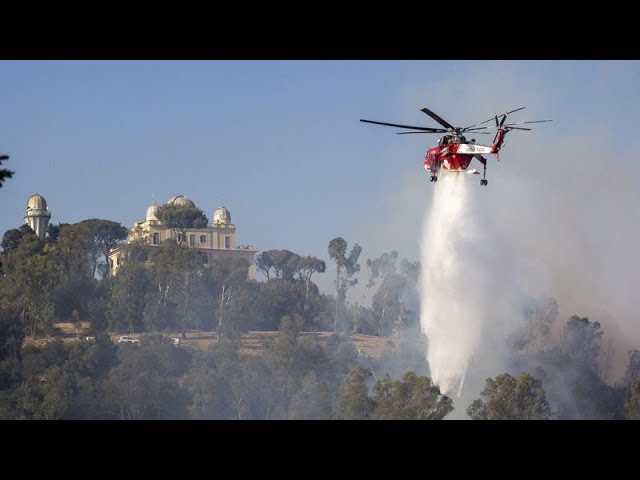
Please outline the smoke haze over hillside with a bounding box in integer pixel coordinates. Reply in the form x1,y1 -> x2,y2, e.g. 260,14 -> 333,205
348,62 -> 640,397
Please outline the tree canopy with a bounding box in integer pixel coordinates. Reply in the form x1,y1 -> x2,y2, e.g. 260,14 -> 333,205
0,154 -> 12,188
76,219 -> 128,278
373,371 -> 453,420
467,372 -> 555,420
156,204 -> 208,244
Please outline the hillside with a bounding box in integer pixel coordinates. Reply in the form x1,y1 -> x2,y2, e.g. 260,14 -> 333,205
30,322 -> 396,359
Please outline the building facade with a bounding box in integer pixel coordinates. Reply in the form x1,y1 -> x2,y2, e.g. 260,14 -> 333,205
109,195 -> 256,278
24,193 -> 51,241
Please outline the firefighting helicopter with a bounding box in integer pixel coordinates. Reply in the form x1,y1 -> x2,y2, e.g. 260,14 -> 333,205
360,106 -> 552,185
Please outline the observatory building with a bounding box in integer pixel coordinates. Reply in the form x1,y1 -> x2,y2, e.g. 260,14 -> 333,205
108,195 -> 255,278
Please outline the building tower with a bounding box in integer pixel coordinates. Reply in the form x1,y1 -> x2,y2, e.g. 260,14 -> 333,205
24,193 -> 51,241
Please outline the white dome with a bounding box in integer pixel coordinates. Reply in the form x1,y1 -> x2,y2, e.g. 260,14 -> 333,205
213,206 -> 231,225
146,203 -> 159,222
27,193 -> 48,211
167,195 -> 196,208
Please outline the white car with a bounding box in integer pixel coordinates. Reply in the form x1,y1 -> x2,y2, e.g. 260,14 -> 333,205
118,335 -> 139,344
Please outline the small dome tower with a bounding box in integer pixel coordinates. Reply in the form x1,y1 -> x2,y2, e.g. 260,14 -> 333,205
24,193 -> 51,241
146,203 -> 159,222
213,206 -> 231,225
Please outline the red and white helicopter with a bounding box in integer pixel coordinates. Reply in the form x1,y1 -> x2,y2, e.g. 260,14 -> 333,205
361,106 -> 551,186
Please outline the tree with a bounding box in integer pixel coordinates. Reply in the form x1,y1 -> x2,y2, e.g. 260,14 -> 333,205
107,262 -> 151,332
104,335 -> 189,419
46,223 -> 63,243
511,297 -> 559,354
207,256 -> 252,339
520,315 -> 625,419
54,223 -> 92,277
76,219 -> 128,278
144,240 -> 206,334
0,155 -> 12,188
268,249 -> 301,281
467,372 -> 555,420
0,287 -> 25,361
255,251 -> 274,280
335,365 -> 373,420
264,315 -> 305,416
1,226 -> 40,276
360,252 -> 420,337
625,380 -> 640,420
624,350 -> 640,387
198,339 -> 274,420
396,259 -> 420,333
372,371 -> 453,420
183,350 -> 230,419
328,237 -> 362,333
254,250 -> 326,329
369,256 -> 420,337
156,204 -> 208,245
252,279 -> 303,330
297,255 -> 326,319
49,223 -> 98,321
1,225 -> 36,253
288,372 -> 332,420
564,315 -> 603,374
355,250 -> 398,333
14,252 -> 61,339
528,344 -> 625,420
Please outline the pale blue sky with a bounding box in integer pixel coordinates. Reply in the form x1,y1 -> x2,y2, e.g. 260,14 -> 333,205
2,60 -> 639,294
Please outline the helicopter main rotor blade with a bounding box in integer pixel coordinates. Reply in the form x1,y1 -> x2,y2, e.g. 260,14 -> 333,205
360,119 -> 446,132
394,129 -> 493,135
503,107 -> 526,115
465,120 -> 549,132
465,126 -> 496,132
396,131 -> 440,135
462,107 -> 527,131
503,120 -> 553,125
395,131 -> 492,135
466,125 -> 533,132
420,107 -> 455,130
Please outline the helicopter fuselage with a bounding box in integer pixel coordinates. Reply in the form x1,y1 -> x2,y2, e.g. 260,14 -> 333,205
423,140 -> 494,174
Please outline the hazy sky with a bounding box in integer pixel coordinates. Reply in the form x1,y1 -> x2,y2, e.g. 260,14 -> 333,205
2,60 -> 639,297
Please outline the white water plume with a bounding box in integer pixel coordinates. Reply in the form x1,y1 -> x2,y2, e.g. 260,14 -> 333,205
419,173 -> 524,398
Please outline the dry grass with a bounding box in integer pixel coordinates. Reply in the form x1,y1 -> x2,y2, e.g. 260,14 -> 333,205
24,323 -> 394,359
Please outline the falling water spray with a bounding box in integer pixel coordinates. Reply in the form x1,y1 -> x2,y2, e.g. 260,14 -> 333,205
419,173 -> 522,398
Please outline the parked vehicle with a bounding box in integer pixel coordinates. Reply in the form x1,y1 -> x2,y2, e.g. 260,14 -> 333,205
118,335 -> 139,344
